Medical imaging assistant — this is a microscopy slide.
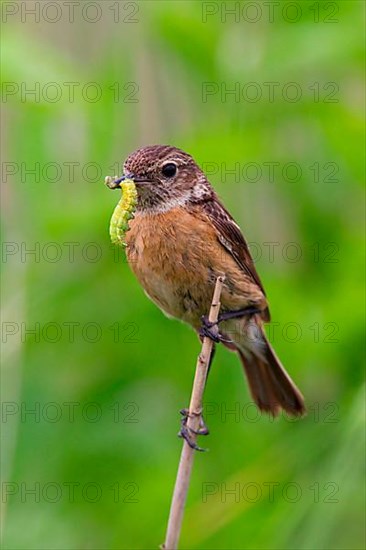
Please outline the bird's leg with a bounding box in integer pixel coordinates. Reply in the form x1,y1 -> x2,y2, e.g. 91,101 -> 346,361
201,306 -> 262,333
205,342 -> 216,380
218,306 -> 263,322
187,308 -> 261,449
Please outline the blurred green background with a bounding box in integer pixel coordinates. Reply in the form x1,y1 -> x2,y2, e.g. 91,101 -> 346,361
1,1 -> 365,549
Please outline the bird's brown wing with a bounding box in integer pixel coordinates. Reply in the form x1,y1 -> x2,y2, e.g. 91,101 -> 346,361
199,198 -> 270,321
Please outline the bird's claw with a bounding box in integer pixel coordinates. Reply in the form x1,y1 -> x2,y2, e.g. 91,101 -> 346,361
178,408 -> 209,452
199,316 -> 231,343
199,319 -> 220,343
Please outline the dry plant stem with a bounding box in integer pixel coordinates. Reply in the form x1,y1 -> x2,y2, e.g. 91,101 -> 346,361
163,276 -> 225,550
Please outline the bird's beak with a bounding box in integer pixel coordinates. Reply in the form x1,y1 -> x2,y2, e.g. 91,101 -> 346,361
105,173 -> 134,190
105,173 -> 150,190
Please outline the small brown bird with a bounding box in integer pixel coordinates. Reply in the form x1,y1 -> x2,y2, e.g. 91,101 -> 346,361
114,145 -> 305,418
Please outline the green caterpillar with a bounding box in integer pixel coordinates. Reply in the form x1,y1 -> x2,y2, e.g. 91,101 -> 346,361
105,176 -> 137,247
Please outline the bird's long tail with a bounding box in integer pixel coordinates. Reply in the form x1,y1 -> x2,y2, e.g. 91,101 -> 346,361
222,319 -> 305,417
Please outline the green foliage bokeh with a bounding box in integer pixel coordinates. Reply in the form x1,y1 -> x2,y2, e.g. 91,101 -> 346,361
1,1 -> 365,549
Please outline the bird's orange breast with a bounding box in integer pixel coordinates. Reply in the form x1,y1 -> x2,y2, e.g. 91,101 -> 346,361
124,206 -> 265,328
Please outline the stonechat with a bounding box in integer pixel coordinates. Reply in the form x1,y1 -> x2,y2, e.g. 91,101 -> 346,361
111,145 -> 305,417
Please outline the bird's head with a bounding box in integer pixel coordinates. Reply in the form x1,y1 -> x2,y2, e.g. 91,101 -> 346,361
113,145 -> 213,212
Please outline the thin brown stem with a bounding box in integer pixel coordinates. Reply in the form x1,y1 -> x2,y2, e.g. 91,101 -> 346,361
162,276 -> 225,550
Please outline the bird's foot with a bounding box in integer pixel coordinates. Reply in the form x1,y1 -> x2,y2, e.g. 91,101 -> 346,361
199,316 -> 231,343
201,306 -> 263,340
200,307 -> 262,344
178,408 -> 209,452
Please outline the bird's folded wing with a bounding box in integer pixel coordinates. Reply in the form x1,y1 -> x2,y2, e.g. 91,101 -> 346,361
199,198 -> 271,321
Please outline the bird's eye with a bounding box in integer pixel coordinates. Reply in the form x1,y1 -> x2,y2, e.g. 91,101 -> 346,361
161,162 -> 177,178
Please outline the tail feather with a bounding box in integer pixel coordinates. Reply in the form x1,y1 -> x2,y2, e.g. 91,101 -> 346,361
223,327 -> 305,417
238,348 -> 305,416
263,337 -> 305,416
